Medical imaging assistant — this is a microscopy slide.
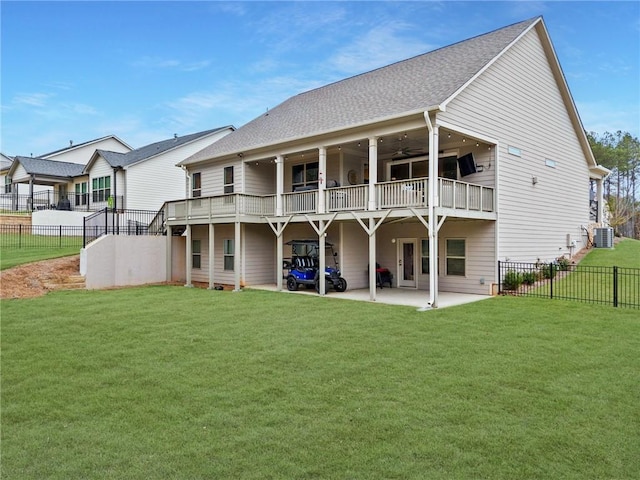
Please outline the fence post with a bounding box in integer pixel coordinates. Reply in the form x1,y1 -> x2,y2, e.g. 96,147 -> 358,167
613,266 -> 618,308
19,224 -> 22,248
59,225 -> 62,247
497,261 -> 502,294
83,218 -> 86,248
549,263 -> 554,299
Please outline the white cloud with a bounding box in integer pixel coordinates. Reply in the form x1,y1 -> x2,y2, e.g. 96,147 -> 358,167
13,93 -> 53,107
131,56 -> 210,72
328,22 -> 435,75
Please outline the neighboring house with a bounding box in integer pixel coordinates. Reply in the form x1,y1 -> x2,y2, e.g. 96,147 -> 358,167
160,16 -> 610,306
3,136 -> 132,211
84,126 -> 234,212
1,153 -> 14,195
3,129 -> 233,213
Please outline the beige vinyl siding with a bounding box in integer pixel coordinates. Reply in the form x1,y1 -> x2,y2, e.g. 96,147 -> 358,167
437,221 -> 496,295
190,225 -> 209,283
199,160 -> 243,197
335,222 -> 368,289
439,27 -> 590,263
244,163 -> 275,195
373,219 -> 495,294
44,137 -> 130,164
242,224 -> 275,284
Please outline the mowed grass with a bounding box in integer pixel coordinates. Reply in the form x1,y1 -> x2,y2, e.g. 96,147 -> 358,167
550,239 -> 640,307
2,287 -> 639,479
0,247 -> 80,270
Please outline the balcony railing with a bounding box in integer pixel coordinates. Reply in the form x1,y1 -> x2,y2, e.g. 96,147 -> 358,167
0,191 -> 123,213
164,178 -> 495,222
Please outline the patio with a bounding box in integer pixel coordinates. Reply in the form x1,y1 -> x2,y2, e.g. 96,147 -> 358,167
248,284 -> 492,310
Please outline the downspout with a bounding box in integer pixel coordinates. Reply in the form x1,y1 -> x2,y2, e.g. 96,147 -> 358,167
423,111 -> 438,309
180,165 -> 190,198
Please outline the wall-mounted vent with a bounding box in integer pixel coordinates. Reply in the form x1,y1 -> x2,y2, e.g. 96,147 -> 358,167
594,227 -> 613,248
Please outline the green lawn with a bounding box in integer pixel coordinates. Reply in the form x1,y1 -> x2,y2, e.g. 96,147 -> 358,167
0,247 -> 80,270
2,287 -> 638,479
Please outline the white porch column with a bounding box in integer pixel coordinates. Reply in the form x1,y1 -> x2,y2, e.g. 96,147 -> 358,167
233,221 -> 241,292
208,224 -> 215,290
277,229 -> 283,291
318,147 -> 327,214
318,220 -> 326,295
166,225 -> 172,282
185,224 -> 193,287
276,155 -> 284,216
369,217 -> 377,301
368,137 -> 378,211
596,177 -> 604,225
425,112 -> 439,308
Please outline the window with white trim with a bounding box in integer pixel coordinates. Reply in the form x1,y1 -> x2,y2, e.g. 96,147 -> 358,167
75,182 -> 88,205
224,166 -> 234,194
4,176 -> 12,194
92,176 -> 111,202
223,239 -> 234,271
421,239 -> 430,274
292,162 -> 319,190
192,240 -> 201,269
446,239 -> 466,276
192,172 -> 202,198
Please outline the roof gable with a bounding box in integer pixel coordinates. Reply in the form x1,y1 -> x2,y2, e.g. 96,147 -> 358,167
10,156 -> 85,178
40,135 -> 132,159
86,127 -> 233,172
184,17 -> 538,164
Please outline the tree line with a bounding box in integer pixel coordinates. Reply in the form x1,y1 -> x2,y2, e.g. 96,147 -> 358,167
587,131 -> 640,239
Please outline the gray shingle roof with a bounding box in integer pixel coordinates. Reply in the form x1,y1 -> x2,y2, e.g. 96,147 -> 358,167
97,127 -> 232,168
184,17 -> 538,165
13,156 -> 85,178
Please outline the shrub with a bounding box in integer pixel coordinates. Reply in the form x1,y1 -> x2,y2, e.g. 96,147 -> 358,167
541,263 -> 556,279
522,271 -> 538,285
503,270 -> 523,290
556,256 -> 573,271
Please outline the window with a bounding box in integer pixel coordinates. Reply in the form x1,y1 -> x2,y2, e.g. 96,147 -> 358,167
75,182 -> 88,205
508,146 -> 522,157
224,166 -> 234,194
92,176 -> 111,202
446,239 -> 466,276
421,239 -> 430,274
192,172 -> 201,198
223,239 -> 234,271
292,162 -> 319,190
4,176 -> 11,194
192,240 -> 201,269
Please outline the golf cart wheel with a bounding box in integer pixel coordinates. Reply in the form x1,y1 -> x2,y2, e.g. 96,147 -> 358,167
335,278 -> 348,292
286,276 -> 298,291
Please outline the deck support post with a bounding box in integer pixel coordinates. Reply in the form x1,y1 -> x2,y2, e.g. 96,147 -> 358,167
208,224 -> 215,290
369,217 -> 377,301
425,111 -> 439,308
185,224 -> 193,287
318,147 -> 326,214
166,225 -> 172,282
233,221 -> 241,292
276,155 -> 284,216
318,220 -> 326,295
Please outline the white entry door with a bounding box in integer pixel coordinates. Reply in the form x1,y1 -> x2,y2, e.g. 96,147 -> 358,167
397,239 -> 418,288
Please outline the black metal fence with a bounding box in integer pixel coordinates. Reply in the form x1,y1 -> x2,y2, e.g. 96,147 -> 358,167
0,224 -> 85,249
83,208 -> 159,246
498,261 -> 640,309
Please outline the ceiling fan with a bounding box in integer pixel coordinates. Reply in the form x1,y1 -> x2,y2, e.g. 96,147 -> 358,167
391,137 -> 425,159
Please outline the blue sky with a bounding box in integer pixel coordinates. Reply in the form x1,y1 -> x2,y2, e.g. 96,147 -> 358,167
1,1 -> 638,156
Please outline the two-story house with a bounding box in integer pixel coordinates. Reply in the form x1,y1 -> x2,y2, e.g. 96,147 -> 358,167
161,17 -> 609,307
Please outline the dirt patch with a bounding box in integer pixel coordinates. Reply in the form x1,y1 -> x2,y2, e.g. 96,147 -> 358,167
1,255 -> 80,299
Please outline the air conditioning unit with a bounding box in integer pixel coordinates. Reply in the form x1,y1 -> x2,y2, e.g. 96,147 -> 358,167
594,227 -> 613,248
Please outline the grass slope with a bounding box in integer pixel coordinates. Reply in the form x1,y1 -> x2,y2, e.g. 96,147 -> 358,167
2,287 -> 638,479
0,247 -> 79,270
